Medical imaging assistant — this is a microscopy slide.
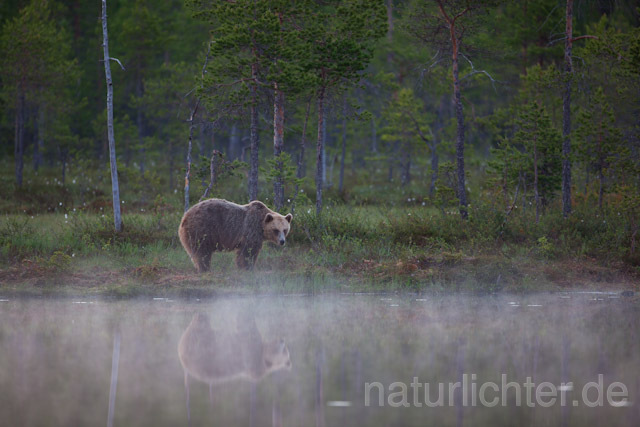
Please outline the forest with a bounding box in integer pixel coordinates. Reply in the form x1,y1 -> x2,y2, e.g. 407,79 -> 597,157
0,0 -> 639,295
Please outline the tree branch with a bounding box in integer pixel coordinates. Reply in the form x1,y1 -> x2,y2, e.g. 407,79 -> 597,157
100,58 -> 125,71
548,34 -> 598,46
406,111 -> 430,144
110,57 -> 125,70
459,53 -> 499,92
435,0 -> 452,25
452,6 -> 471,24
571,35 -> 598,42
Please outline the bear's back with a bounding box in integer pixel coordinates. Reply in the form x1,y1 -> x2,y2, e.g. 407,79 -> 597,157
180,199 -> 249,250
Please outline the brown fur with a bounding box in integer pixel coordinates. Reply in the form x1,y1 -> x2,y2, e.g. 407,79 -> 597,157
178,198 -> 292,272
177,312 -> 291,385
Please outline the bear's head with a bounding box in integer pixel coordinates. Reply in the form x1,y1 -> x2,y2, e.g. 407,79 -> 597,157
263,338 -> 292,373
263,212 -> 292,246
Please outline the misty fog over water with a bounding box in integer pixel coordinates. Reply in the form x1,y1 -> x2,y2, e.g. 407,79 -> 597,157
0,292 -> 638,426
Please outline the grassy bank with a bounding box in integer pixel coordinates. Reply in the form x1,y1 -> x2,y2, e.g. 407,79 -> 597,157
1,202 -> 638,298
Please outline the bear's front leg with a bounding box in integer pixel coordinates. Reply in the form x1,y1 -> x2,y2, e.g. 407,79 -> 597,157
236,245 -> 259,270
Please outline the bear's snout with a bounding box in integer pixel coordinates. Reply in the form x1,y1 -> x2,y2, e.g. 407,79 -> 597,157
279,238 -> 286,246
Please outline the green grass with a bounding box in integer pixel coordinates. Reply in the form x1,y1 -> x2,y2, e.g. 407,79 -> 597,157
1,199 -> 638,298
1,156 -> 638,296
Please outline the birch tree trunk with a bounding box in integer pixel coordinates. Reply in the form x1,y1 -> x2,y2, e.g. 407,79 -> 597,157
184,101 -> 197,212
533,134 -> 540,224
273,86 -> 285,210
248,63 -> 259,201
339,96 -> 347,192
562,0 -> 574,218
101,0 -> 123,232
316,84 -> 326,215
136,76 -> 145,174
452,37 -> 468,219
184,41 -> 212,212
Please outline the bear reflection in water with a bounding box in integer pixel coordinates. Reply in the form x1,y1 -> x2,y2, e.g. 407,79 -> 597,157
178,312 -> 291,420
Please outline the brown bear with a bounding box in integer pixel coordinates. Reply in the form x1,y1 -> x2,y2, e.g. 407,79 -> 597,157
178,198 -> 292,272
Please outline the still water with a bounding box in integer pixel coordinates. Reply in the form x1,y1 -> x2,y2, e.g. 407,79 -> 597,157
0,292 -> 638,426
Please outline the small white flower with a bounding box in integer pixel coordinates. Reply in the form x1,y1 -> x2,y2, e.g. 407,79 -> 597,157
307,209 -> 311,214
65,214 -> 68,219
59,202 -> 62,206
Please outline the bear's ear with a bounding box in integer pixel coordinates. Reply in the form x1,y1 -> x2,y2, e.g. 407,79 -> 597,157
285,213 -> 292,223
265,213 -> 274,223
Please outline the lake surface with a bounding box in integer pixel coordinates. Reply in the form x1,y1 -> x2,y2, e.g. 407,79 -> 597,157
0,292 -> 638,426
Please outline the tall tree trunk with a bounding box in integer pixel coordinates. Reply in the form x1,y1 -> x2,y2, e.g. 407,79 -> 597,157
101,0 -> 123,232
598,168 -> 604,213
388,142 -> 395,182
316,84 -> 326,215
401,144 -> 411,186
184,41 -> 212,211
452,37 -> 468,219
339,97 -> 347,192
297,99 -> 311,180
386,0 -> 394,66
185,101 -> 199,212
168,137 -> 174,191
562,0 -> 574,218
429,131 -> 439,198
522,0 -> 528,76
248,63 -> 259,201
371,117 -> 377,153
34,107 -> 44,172
273,86 -> 285,210
533,135 -> 540,224
228,123 -> 238,160
136,76 -> 145,174
322,114 -> 327,186
292,99 -> 311,215
14,90 -> 25,187
521,171 -> 527,214
597,123 -> 604,212
61,149 -> 68,186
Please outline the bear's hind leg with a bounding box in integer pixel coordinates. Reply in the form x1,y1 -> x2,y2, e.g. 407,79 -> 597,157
194,251 -> 212,273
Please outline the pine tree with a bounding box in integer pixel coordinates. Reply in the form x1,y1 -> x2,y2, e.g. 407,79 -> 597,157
0,0 -> 77,187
